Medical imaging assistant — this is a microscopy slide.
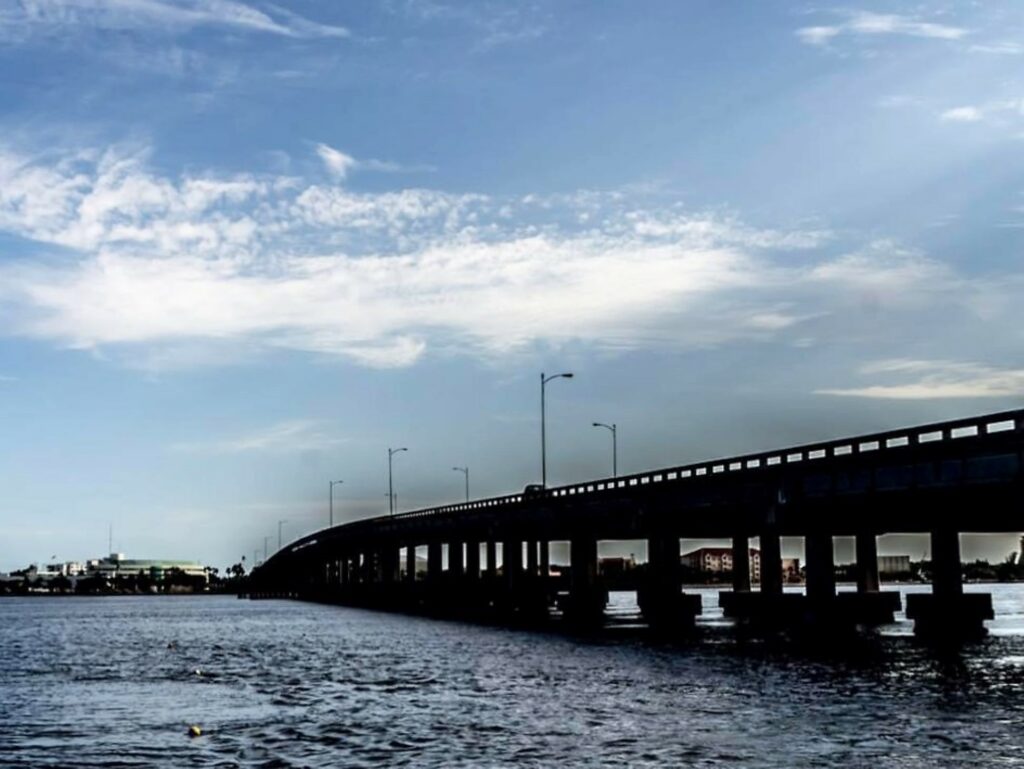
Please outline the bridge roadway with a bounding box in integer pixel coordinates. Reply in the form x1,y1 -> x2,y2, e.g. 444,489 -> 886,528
249,409 -> 1024,638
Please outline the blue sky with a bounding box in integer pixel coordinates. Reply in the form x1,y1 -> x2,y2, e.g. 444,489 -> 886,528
1,1 -> 1023,571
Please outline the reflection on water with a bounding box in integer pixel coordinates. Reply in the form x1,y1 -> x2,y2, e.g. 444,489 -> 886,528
2,588 -> 1024,767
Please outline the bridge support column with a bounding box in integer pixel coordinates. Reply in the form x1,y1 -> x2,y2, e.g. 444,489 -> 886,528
465,541 -> 480,579
448,541 -> 464,577
834,533 -> 900,625
427,542 -> 443,583
539,541 -> 550,577
566,537 -> 605,625
907,529 -> 992,639
856,533 -> 880,593
732,536 -> 751,593
759,530 -> 783,596
380,546 -> 400,583
639,534 -> 700,631
405,545 -> 416,583
526,541 -> 538,577
805,533 -> 835,602
502,539 -> 522,587
485,541 -> 497,582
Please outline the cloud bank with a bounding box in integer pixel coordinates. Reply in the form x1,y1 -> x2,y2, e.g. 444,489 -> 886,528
0,144 -> 1018,385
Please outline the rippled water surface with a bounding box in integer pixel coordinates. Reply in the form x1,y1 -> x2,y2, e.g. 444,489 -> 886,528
4,588 -> 1024,767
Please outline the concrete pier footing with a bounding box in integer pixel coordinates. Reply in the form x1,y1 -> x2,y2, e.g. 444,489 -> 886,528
906,529 -> 992,639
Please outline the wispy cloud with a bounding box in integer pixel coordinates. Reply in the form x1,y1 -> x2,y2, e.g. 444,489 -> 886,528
0,374 -> 16,382
314,143 -> 434,181
171,420 -> 346,453
969,42 -> 1023,55
817,360 -> 1024,399
938,99 -> 1024,127
941,106 -> 985,123
797,11 -> 968,47
0,0 -> 349,39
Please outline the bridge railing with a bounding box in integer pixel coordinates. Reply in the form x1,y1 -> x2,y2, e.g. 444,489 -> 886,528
391,409 -> 1022,517
276,409 -> 1022,558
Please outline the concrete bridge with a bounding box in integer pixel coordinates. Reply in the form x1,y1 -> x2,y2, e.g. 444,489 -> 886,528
248,409 -> 1024,639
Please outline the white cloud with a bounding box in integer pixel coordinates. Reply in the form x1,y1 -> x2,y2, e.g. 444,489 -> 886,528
0,143 -> 1011,371
797,11 -> 967,47
314,143 -> 435,180
796,26 -> 839,46
0,0 -> 349,39
969,42 -> 1023,55
941,106 -> 984,122
315,144 -> 358,180
0,374 -> 16,382
171,419 -> 346,453
817,360 -> 1024,399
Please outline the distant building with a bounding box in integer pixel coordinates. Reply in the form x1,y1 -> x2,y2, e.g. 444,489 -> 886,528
598,555 -> 636,577
781,558 -> 801,582
877,555 -> 911,575
681,547 -> 762,582
87,553 -> 209,582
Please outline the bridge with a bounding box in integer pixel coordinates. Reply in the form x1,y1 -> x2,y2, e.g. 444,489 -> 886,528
248,409 -> 1024,638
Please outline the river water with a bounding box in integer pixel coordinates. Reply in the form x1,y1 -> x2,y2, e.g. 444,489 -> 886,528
2,587 -> 1024,767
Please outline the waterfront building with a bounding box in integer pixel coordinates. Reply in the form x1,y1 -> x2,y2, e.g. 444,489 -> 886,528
681,547 -> 762,582
877,555 -> 912,576
87,553 -> 209,582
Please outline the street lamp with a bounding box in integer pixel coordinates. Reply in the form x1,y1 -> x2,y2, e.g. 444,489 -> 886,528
592,422 -> 618,478
329,480 -> 343,527
388,447 -> 408,515
277,519 -> 288,551
452,466 -> 469,502
541,371 -> 573,487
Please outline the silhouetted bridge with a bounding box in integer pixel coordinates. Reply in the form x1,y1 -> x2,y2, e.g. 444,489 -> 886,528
249,409 -> 1024,638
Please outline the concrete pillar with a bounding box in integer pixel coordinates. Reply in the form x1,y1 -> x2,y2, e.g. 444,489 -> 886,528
732,535 -> 751,592
759,530 -> 783,595
448,541 -> 464,576
503,538 -> 522,588
539,541 -> 550,577
427,542 -> 443,583
405,545 -> 416,582
485,541 -> 497,579
855,533 -> 880,593
805,534 -> 835,601
569,536 -> 602,621
931,528 -> 963,598
380,547 -> 400,583
341,557 -> 350,586
526,540 -> 538,576
465,540 -> 480,579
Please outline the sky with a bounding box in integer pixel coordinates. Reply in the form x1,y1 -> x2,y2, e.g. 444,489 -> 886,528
1,1 -> 1023,571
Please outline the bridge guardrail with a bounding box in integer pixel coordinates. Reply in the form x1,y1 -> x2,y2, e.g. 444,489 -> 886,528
272,409 -> 1022,561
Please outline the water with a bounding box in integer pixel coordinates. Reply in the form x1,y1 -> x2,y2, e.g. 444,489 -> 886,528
3,588 -> 1024,767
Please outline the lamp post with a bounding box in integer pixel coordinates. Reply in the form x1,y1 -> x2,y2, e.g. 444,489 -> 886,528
541,371 -> 573,487
388,447 -> 408,515
277,519 -> 288,551
329,480 -> 343,527
452,466 -> 469,502
592,422 -> 617,478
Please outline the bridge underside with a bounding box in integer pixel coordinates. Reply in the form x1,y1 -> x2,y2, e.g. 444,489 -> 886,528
250,411 -> 1024,640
